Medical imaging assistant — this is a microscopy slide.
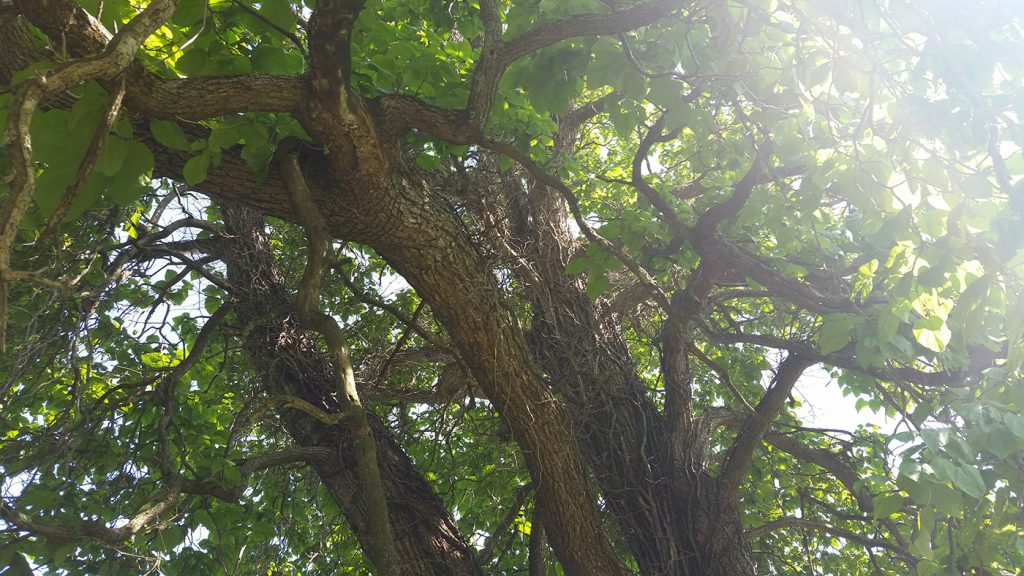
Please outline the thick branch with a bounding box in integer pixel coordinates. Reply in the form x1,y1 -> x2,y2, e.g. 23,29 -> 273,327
501,0 -> 678,63
308,0 -> 364,90
481,136 -> 669,308
697,238 -> 854,314
719,353 -> 813,497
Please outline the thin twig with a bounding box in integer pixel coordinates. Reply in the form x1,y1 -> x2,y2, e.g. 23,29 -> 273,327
41,74 -> 127,239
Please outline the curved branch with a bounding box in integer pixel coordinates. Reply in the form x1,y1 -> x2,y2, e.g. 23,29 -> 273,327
1,482 -> 180,546
1,0 -> 181,350
281,150 -> 399,576
42,74 -> 126,238
706,327 -> 996,389
712,407 -> 908,550
500,0 -> 680,65
630,112 -> 692,241
14,0 -> 302,120
744,517 -> 915,563
377,0 -> 681,139
692,137 -> 770,238
556,92 -> 616,145
697,238 -> 855,314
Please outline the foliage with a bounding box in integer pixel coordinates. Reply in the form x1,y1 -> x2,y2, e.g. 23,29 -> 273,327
0,0 -> 1023,574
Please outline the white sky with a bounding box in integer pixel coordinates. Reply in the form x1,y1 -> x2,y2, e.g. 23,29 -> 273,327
794,365 -> 897,433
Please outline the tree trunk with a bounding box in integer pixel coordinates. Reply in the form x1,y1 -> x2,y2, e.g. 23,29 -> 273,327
502,171 -> 757,575
220,204 -> 480,575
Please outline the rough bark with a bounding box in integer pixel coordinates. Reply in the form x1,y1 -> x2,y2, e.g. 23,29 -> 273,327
219,205 -> 480,576
500,166 -> 758,575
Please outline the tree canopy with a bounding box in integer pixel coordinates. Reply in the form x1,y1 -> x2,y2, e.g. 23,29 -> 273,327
1,0 -> 1023,574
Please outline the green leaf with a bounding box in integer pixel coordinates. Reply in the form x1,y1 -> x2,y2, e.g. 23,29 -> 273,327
34,164 -> 76,219
916,559 -> 942,576
5,552 -> 34,576
913,317 -> 951,353
818,314 -> 854,355
258,0 -> 297,32
183,153 -> 210,185
251,44 -> 304,75
983,425 -> 1020,460
953,464 -> 986,499
105,140 -> 154,205
157,525 -> 185,552
416,153 -> 442,170
586,272 -> 611,300
877,310 -> 900,341
95,135 -> 129,176
872,493 -> 904,518
151,119 -> 192,151
172,0 -> 207,26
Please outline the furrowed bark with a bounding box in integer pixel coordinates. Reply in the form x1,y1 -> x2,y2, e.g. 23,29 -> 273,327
220,205 -> 480,576
501,168 -> 762,575
364,176 -> 628,576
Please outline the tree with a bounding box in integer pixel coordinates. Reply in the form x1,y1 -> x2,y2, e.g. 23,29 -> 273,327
0,0 -> 1022,573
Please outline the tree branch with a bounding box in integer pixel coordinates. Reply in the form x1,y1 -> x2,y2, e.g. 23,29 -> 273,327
706,326 -> 996,390
376,0 -> 680,140
479,136 -> 670,308
744,517 -> 915,563
719,353 -> 813,497
692,136 -> 770,237
229,0 -> 307,55
689,344 -> 756,413
1,0 -> 181,351
1,482 -> 180,546
281,149 -> 399,576
336,267 -> 450,350
181,446 -> 334,503
308,0 -> 364,90
711,408 -> 877,516
14,0 -> 302,121
41,74 -> 126,239
479,482 -> 536,565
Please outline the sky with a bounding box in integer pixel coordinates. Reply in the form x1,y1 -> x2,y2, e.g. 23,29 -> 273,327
793,365 -> 899,433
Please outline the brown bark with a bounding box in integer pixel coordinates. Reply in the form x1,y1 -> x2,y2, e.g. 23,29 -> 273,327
500,167 -> 760,575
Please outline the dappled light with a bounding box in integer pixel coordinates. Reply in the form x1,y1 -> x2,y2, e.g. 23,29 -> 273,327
1,0 -> 1022,574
